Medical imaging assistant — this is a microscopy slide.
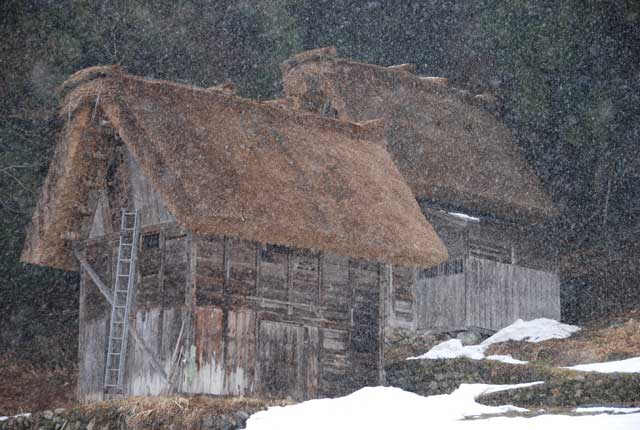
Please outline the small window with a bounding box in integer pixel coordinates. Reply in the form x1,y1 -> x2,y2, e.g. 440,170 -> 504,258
423,258 -> 464,278
260,243 -> 289,263
143,233 -> 160,249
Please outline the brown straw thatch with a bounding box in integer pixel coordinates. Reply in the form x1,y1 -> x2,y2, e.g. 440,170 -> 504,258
21,65 -> 447,271
282,48 -> 557,221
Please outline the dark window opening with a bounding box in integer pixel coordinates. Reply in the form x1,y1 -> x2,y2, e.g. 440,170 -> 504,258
143,233 -> 160,249
422,258 -> 465,278
260,243 -> 290,263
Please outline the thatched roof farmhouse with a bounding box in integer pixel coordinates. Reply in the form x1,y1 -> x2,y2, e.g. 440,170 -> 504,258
21,49 -> 560,402
21,64 -> 447,401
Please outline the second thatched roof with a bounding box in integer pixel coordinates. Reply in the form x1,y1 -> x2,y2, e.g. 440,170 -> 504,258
282,48 -> 557,221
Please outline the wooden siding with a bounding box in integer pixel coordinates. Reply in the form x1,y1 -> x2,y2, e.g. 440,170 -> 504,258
465,257 -> 560,329
78,238 -> 113,402
385,266 -> 418,331
78,224 -> 189,401
78,223 -> 384,402
416,256 -> 560,331
420,205 -> 556,272
417,273 -> 466,328
87,144 -> 176,242
189,235 -> 382,400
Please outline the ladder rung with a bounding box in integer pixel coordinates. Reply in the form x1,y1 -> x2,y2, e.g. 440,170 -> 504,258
111,321 -> 125,324
115,289 -> 129,293
117,274 -> 130,277
108,352 -> 122,355
120,259 -> 131,262
121,243 -> 133,246
111,337 -> 123,340
107,368 -> 120,372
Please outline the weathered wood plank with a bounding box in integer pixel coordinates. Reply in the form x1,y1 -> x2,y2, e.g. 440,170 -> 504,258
73,247 -> 169,388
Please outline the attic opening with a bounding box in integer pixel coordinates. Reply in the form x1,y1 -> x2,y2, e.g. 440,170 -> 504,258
142,232 -> 160,250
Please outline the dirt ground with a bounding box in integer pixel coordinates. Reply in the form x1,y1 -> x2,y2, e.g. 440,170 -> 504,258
0,354 -> 77,416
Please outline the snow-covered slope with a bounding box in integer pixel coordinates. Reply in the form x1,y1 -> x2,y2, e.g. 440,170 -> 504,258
565,357 -> 640,373
409,318 -> 580,363
246,384 -> 640,429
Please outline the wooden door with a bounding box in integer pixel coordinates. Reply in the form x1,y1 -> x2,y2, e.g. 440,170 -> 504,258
257,320 -> 319,400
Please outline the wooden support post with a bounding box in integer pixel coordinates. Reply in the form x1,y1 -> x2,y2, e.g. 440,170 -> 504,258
287,249 -> 294,315
73,247 -> 169,385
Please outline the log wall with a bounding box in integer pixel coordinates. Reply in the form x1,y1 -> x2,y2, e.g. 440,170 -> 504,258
188,235 -> 383,399
78,224 -> 384,402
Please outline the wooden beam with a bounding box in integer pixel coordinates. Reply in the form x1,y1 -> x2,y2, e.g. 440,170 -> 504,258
73,247 -> 113,303
73,247 -> 169,384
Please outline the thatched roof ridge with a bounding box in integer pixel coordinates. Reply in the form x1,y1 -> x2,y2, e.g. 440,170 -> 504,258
282,49 -> 557,221
283,47 -> 496,114
22,66 -> 447,271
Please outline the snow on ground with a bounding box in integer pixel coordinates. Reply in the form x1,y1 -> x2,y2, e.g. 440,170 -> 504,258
486,354 -> 529,365
575,407 -> 640,414
0,413 -> 30,422
409,319 -> 579,362
448,212 -> 481,222
246,383 -> 640,430
482,319 -> 580,345
411,339 -> 486,360
565,356 -> 640,373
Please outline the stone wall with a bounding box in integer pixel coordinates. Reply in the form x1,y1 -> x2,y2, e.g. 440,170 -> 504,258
386,358 -> 557,396
385,358 -> 640,407
479,371 -> 640,408
0,398 -> 283,430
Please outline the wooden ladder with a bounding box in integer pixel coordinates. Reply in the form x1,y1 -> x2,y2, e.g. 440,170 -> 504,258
104,209 -> 140,394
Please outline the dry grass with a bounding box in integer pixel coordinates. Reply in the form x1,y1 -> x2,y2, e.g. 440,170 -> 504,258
487,314 -> 640,366
80,395 -> 291,429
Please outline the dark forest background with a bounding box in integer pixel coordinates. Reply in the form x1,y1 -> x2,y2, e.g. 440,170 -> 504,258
1,0 -> 639,368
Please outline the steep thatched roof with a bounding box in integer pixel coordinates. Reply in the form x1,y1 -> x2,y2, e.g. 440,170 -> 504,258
21,65 -> 447,271
282,48 -> 557,221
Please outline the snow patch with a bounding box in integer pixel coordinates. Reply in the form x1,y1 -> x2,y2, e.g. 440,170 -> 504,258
0,414 -> 30,422
481,318 -> 580,345
486,354 -> 529,365
448,211 -> 481,222
246,383 -> 537,429
410,339 -> 485,360
564,357 -> 640,373
410,319 -> 579,362
575,407 -> 640,414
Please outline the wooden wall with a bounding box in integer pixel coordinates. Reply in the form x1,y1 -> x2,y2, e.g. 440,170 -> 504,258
384,266 -> 419,331
78,224 -> 385,401
416,256 -> 560,331
88,144 -> 176,240
408,205 -> 560,332
420,205 -> 557,272
188,236 -> 383,399
78,224 -> 188,401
